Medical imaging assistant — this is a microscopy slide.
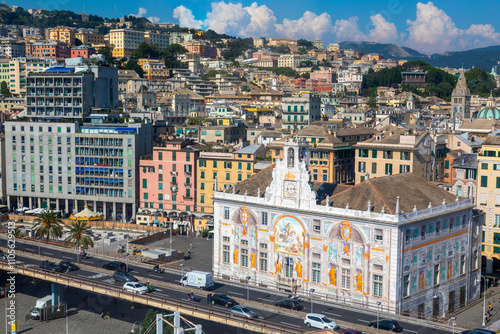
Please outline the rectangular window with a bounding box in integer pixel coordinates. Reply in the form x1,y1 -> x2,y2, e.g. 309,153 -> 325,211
341,268 -> 351,289
261,212 -> 268,225
224,207 -> 230,220
372,150 -> 377,158
496,177 -> 500,189
200,195 -> 205,203
200,171 -> 205,179
358,161 -> 365,173
213,160 -> 217,168
434,264 -> 440,285
481,176 -> 488,187
241,249 -> 248,267
373,274 -> 383,297
223,245 -> 230,263
259,253 -> 268,272
313,219 -> 321,233
142,179 -> 147,188
460,255 -> 465,275
403,274 -> 410,297
172,151 -> 176,161
375,229 -> 383,242
312,263 -> 321,283
482,163 -> 488,170
385,163 -> 392,175
436,221 -> 441,235
371,162 -> 377,174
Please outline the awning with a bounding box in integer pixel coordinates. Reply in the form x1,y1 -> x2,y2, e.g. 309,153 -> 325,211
177,221 -> 189,226
179,212 -> 190,218
202,215 -> 213,219
169,212 -> 178,218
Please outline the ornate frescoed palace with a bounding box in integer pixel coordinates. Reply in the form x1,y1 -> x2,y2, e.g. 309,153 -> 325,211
212,138 -> 483,317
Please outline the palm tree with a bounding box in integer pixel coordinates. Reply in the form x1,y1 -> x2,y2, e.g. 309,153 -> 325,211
11,228 -> 24,238
33,210 -> 64,241
64,221 -> 94,249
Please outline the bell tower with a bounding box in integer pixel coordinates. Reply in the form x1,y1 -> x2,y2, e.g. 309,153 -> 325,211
452,68 -> 471,119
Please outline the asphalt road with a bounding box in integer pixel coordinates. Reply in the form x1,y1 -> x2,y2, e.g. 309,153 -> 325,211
2,237 -> 450,334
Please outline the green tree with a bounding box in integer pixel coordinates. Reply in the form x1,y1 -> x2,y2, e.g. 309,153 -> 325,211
124,59 -> 144,77
64,221 -> 95,249
297,39 -> 313,49
133,309 -> 174,334
301,72 -> 310,79
33,210 -> 64,241
465,67 -> 497,96
131,42 -> 161,59
0,81 -> 11,97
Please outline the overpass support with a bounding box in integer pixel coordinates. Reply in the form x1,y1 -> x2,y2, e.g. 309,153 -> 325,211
51,283 -> 63,307
156,314 -> 163,334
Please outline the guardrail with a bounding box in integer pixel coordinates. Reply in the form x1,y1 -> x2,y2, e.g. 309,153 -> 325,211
0,259 -> 302,334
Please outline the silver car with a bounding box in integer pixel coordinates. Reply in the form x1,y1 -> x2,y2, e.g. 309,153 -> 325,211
231,305 -> 258,319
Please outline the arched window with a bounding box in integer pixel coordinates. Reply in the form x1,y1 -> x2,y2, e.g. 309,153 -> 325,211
287,148 -> 294,167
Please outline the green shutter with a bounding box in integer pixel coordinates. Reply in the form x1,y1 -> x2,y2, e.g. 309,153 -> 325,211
142,179 -> 147,188
372,150 -> 377,158
481,176 -> 488,187
444,160 -> 449,169
473,170 -> 477,180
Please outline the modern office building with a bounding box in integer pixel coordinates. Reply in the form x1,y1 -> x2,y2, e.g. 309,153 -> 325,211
213,138 -> 481,317
5,121 -> 153,220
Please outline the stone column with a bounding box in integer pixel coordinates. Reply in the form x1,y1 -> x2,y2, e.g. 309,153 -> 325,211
65,199 -> 68,214
103,202 -> 107,221
6,196 -> 10,211
37,197 -> 41,209
113,202 -> 116,220
132,203 -> 136,220
56,198 -> 60,211
28,197 -> 32,209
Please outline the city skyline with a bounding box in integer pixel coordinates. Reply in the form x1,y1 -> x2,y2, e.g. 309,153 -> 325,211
13,0 -> 500,55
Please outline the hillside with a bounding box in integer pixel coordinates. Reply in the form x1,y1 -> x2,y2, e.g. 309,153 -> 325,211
422,46 -> 500,70
339,41 -> 425,59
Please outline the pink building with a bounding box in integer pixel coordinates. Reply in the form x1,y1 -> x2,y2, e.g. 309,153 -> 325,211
139,139 -> 199,217
310,68 -> 336,83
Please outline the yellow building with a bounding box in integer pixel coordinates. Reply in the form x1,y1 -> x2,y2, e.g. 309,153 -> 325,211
477,134 -> 500,273
195,145 -> 265,230
108,29 -> 145,58
49,27 -> 76,46
75,31 -> 105,46
269,125 -> 355,184
353,128 -> 446,184
137,59 -> 169,80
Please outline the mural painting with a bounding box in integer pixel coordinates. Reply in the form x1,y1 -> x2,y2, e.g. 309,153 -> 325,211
274,216 -> 304,256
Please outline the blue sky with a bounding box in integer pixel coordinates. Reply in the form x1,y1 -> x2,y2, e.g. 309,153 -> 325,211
14,0 -> 500,54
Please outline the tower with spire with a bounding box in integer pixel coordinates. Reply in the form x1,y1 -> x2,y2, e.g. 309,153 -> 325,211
451,68 -> 471,119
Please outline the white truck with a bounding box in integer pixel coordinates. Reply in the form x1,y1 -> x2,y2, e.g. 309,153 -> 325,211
180,271 -> 214,290
30,295 -> 52,320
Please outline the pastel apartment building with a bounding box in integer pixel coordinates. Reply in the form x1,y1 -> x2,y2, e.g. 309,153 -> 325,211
49,27 -> 76,46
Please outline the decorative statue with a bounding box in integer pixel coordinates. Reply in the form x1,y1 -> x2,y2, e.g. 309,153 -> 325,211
250,251 -> 257,269
233,248 -> 239,264
355,270 -> 363,292
294,259 -> 303,278
328,265 -> 337,286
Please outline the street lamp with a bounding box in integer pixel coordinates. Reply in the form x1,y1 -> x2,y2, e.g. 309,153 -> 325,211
125,238 -> 129,272
246,276 -> 251,302
451,316 -> 456,334
376,301 -> 381,330
433,291 -> 445,318
479,276 -> 489,326
102,234 -> 107,256
56,301 -> 68,334
310,289 -> 315,313
76,243 -> 80,264
131,321 -> 141,333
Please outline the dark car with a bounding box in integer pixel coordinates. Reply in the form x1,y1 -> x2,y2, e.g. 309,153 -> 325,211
112,270 -> 138,282
341,330 -> 363,334
369,320 -> 403,332
39,260 -> 62,272
275,299 -> 302,310
461,330 -> 496,334
210,294 -> 237,307
103,261 -> 127,271
59,261 -> 79,272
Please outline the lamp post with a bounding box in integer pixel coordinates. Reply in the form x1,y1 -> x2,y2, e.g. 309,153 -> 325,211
480,276 -> 489,326
310,289 -> 315,313
451,316 -> 456,334
376,301 -> 381,330
131,321 -> 141,333
56,301 -> 68,334
246,276 -> 251,302
76,243 -> 80,264
125,237 -> 129,272
102,235 -> 107,256
180,264 -> 184,284
433,291 -> 446,318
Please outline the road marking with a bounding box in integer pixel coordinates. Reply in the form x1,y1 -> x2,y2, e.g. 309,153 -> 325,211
88,273 -> 107,279
228,291 -> 244,296
148,274 -> 163,279
43,252 -> 54,255
358,319 -> 370,323
77,274 -> 89,278
82,260 -> 93,264
324,312 -> 342,317
280,322 -> 301,328
25,248 -> 36,252
62,256 -> 73,260
155,292 -> 169,297
257,298 -> 274,302
405,330 -> 418,334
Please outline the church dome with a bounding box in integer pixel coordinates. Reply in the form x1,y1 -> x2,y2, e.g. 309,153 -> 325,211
476,107 -> 500,120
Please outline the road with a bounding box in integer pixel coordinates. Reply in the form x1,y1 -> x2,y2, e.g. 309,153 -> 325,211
3,237 -> 450,334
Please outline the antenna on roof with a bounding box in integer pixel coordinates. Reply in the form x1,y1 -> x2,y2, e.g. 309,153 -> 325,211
114,6 -> 117,19
83,5 -> 85,14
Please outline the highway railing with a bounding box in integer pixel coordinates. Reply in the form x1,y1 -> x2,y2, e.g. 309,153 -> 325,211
0,259 -> 303,334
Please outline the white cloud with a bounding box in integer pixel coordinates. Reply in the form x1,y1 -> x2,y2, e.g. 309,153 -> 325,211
240,3 -> 276,37
406,1 -> 500,54
369,14 -> 398,44
205,2 -> 250,35
148,16 -> 160,24
275,11 -> 333,40
331,17 -> 367,42
129,7 -> 147,18
173,5 -> 203,29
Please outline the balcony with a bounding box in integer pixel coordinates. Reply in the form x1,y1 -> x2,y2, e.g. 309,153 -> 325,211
170,171 -> 178,176
170,181 -> 177,186
183,195 -> 193,200
184,171 -> 192,177
184,183 -> 191,188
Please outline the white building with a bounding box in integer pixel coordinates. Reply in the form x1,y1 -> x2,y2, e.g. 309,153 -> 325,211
213,138 -> 482,317
278,54 -> 318,69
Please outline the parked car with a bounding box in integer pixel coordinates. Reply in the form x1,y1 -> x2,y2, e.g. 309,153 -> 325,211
103,261 -> 127,271
304,313 -> 339,330
275,299 -> 302,310
39,260 -> 62,272
369,320 -> 403,332
210,294 -> 237,307
112,270 -> 138,282
340,330 -> 363,334
123,282 -> 148,295
460,330 -> 496,334
231,305 -> 258,319
58,261 -> 79,272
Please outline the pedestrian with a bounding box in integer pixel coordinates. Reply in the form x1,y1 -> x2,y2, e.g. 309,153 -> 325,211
121,309 -> 124,318
106,312 -> 110,319
101,312 -> 105,320
190,243 -> 192,250
489,303 -> 492,312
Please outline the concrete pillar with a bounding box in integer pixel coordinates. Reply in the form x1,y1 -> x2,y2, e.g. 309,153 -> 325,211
195,325 -> 202,334
487,258 -> 494,274
29,197 -> 32,209
122,203 -> 126,222
56,199 -> 60,211
132,203 -> 136,220
6,196 -> 10,211
65,199 -> 68,215
173,312 -> 181,334
113,202 -> 116,220
104,202 -> 107,221
156,314 -> 163,334
38,197 -> 41,209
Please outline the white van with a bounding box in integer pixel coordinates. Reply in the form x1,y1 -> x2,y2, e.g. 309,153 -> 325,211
30,295 -> 52,320
180,270 -> 214,290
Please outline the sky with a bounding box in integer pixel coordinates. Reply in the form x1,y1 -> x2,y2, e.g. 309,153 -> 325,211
14,0 -> 500,55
